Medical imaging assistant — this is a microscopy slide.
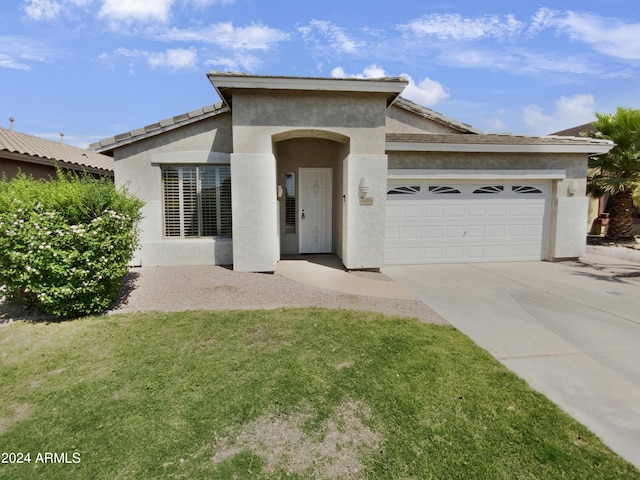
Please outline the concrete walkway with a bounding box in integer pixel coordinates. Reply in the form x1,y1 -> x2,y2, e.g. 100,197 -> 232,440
383,250 -> 640,470
276,255 -> 415,300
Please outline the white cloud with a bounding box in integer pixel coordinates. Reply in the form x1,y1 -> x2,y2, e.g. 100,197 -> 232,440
190,0 -> 234,6
555,94 -> 596,125
98,0 -> 174,23
158,22 -> 289,50
330,66 -> 346,78
205,53 -> 261,72
486,116 -> 508,132
399,13 -> 524,41
148,48 -> 197,69
99,47 -> 198,70
361,64 -> 386,78
0,36 -> 52,69
0,53 -> 32,70
400,74 -> 449,106
23,0 -> 61,20
523,93 -> 596,134
331,65 -> 448,106
298,20 -> 364,54
439,47 -> 595,76
330,64 -> 385,79
522,104 -> 553,131
528,8 -> 640,60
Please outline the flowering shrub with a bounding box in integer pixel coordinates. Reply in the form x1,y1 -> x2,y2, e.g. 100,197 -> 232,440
0,172 -> 143,318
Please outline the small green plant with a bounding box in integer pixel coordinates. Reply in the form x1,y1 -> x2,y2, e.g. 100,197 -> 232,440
0,171 -> 143,318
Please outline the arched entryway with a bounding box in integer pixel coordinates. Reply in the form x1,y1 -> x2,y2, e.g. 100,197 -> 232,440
272,130 -> 350,258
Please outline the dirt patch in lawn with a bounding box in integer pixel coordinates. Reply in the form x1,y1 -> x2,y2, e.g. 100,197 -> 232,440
211,399 -> 381,479
0,403 -> 33,435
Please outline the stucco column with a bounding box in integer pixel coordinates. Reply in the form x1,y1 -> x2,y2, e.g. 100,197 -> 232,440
342,154 -> 388,269
231,153 -> 278,272
549,196 -> 589,260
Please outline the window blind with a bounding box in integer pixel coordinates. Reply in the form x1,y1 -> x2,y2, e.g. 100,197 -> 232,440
162,165 -> 232,238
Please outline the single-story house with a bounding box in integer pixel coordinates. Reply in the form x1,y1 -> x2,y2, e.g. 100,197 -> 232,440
91,71 -> 613,272
1,123 -> 114,180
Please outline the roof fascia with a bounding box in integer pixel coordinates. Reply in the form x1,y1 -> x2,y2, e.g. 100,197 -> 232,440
387,169 -> 567,180
208,72 -> 408,107
385,141 -> 613,155
93,104 -> 229,154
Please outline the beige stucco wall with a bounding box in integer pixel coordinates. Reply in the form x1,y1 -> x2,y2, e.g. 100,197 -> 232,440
229,89 -> 390,271
342,154 -> 389,269
113,113 -> 233,266
231,90 -> 388,155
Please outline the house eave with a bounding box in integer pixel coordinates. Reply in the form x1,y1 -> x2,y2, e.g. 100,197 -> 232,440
208,71 -> 408,108
385,141 -> 613,155
91,103 -> 229,154
387,169 -> 567,180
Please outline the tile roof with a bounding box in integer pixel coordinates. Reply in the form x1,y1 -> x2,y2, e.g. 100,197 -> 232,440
91,97 -> 479,153
392,97 -> 485,134
386,132 -> 612,146
0,128 -> 113,173
91,102 -> 228,153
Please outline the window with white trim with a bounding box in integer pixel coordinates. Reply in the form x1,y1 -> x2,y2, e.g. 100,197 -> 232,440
162,165 -> 232,238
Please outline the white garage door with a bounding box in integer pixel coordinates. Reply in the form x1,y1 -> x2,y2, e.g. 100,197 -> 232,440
385,182 -> 549,264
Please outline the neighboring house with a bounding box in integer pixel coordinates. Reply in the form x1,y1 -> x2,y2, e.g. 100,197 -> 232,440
92,71 -> 613,271
1,125 -> 114,180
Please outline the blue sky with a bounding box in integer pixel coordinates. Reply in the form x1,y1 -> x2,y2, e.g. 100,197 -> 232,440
1,0 -> 639,148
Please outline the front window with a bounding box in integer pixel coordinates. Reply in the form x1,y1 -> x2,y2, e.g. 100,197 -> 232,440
162,165 -> 232,238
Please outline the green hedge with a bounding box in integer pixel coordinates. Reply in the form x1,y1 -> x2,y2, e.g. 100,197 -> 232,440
0,171 -> 144,318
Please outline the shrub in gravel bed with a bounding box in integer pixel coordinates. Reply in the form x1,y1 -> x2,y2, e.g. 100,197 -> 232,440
0,171 -> 143,318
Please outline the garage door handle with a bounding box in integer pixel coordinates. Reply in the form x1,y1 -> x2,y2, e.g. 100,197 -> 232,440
301,209 -> 305,220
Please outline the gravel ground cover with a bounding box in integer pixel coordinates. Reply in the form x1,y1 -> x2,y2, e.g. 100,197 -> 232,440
108,265 -> 447,324
1,264 -> 446,324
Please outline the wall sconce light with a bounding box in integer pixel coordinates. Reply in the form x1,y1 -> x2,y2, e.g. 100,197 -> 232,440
567,180 -> 578,196
277,184 -> 284,199
359,176 -> 370,199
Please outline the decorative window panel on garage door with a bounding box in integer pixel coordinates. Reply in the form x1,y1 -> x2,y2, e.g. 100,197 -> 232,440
385,182 -> 549,264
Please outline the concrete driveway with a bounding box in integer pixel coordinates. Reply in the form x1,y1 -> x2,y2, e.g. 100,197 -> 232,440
383,252 -> 640,470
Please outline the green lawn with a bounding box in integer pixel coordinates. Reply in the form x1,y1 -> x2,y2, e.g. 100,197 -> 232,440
0,308 -> 638,479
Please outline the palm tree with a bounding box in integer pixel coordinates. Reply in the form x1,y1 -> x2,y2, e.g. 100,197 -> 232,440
587,107 -> 640,240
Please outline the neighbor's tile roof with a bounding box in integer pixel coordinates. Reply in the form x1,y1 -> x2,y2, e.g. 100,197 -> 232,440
0,127 -> 113,173
549,123 -> 597,137
91,102 -> 229,153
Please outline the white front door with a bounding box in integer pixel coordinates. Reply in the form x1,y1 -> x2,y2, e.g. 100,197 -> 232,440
299,168 -> 332,253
